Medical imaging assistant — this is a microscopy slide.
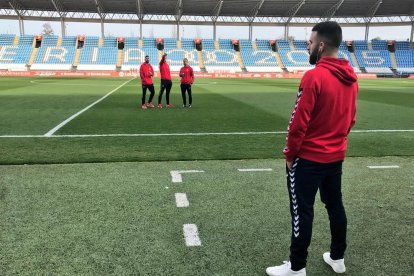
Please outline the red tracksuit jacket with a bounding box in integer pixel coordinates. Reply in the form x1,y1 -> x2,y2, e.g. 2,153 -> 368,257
180,65 -> 194,84
159,61 -> 171,81
283,56 -> 358,163
140,62 -> 154,85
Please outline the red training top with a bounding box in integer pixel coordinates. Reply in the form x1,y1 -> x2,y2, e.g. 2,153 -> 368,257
283,56 -> 358,163
159,61 -> 171,81
139,62 -> 154,85
179,65 -> 194,84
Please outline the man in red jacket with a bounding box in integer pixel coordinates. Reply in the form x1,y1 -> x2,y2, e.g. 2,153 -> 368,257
266,21 -> 358,276
157,54 -> 173,108
139,55 -> 155,109
179,58 -> 194,108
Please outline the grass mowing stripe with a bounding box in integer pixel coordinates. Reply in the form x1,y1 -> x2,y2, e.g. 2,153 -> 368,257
1,129 -> 414,138
170,170 -> 205,183
44,78 -> 135,137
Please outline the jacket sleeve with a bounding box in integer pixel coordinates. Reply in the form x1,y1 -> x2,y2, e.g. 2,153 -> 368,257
139,65 -> 145,79
283,73 -> 318,162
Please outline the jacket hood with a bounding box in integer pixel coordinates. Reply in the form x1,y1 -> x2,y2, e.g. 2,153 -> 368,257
317,56 -> 358,85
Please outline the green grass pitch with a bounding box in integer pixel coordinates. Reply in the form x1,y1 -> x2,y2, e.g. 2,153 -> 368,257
0,77 -> 413,275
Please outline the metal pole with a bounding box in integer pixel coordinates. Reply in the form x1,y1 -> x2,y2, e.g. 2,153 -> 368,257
101,20 -> 104,38
410,21 -> 414,43
213,22 -> 216,41
19,17 -> 25,35
139,21 -> 143,40
177,22 -> 180,40
284,24 -> 289,40
365,23 -> 369,41
61,19 -> 66,36
249,23 -> 253,40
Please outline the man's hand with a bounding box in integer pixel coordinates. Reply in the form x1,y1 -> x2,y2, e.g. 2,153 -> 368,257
286,160 -> 293,170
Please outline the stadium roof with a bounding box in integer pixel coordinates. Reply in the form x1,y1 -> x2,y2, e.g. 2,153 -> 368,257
1,0 -> 414,26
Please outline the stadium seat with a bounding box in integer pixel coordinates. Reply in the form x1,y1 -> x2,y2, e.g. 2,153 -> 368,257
31,46 -> 76,70
240,49 -> 282,72
77,46 -> 117,70
394,49 -> 414,74
0,45 -> 32,69
354,50 -> 393,74
181,39 -> 196,50
0,34 -> 16,45
202,49 -> 241,72
162,48 -> 199,72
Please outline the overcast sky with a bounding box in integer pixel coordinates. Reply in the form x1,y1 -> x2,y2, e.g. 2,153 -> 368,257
1,19 -> 412,41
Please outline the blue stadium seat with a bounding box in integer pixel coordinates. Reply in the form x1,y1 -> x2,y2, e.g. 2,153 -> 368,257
0,34 -> 16,45
18,35 -> 34,46
353,40 -> 369,50
0,45 -> 32,64
395,41 -> 411,50
79,46 -> 117,65
181,38 -> 195,50
239,39 -> 253,49
142,38 -> 156,48
371,40 -> 387,50
293,40 -> 307,50
84,36 -> 100,47
395,50 -> 414,73
41,35 -> 58,47
61,36 -> 77,47
163,38 -> 177,49
163,49 -> 198,69
202,39 -> 215,50
218,39 -> 233,50
102,37 -> 117,48
276,40 -> 290,50
124,37 -> 139,48
256,39 -> 271,50
354,50 -> 392,73
240,49 -> 282,72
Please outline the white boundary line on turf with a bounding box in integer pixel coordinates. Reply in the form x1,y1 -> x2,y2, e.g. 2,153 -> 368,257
30,80 -> 126,87
175,193 -> 189,207
1,129 -> 414,139
367,165 -> 400,169
44,78 -> 135,137
183,224 -> 201,246
170,170 -> 204,183
238,168 -> 273,172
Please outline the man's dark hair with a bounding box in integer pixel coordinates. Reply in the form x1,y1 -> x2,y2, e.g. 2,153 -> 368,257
312,21 -> 342,49
145,55 -> 149,58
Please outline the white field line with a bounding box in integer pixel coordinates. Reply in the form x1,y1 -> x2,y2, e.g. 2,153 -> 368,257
183,224 -> 201,247
238,168 -> 273,172
2,129 -> 414,139
175,193 -> 189,208
44,78 -> 135,137
170,170 -> 204,183
367,165 -> 400,169
30,80 -> 128,87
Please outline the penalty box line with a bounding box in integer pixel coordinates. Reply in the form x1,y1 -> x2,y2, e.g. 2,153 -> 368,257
44,78 -> 136,137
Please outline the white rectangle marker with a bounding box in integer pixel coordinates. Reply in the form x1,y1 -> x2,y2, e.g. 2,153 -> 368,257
238,168 -> 273,172
367,165 -> 400,169
175,193 -> 189,208
183,224 -> 201,246
170,170 -> 204,183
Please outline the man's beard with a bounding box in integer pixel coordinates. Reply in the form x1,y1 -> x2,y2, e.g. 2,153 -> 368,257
309,47 -> 319,65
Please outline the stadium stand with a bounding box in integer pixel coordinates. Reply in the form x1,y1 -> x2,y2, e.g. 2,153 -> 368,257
354,50 -> 393,74
61,36 -> 77,47
77,46 -> 117,70
256,40 -> 272,50
201,39 -> 215,50
394,50 -> 414,74
31,46 -> 76,70
0,34 -> 16,45
41,35 -> 58,47
102,37 -> 117,48
1,33 -> 412,75
181,39 -> 196,50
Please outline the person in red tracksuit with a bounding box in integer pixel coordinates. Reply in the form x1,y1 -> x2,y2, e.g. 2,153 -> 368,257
139,55 -> 155,109
266,21 -> 358,276
157,54 -> 173,108
179,58 -> 194,108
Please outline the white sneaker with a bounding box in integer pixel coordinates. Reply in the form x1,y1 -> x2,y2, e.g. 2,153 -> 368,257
266,261 -> 306,276
323,252 -> 346,273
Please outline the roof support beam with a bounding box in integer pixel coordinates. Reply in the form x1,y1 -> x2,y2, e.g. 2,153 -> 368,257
175,0 -> 183,22
50,0 -> 66,18
365,0 -> 382,23
8,0 -> 25,35
136,0 -> 144,20
323,0 -> 345,21
211,0 -> 223,22
7,0 -> 24,17
94,0 -> 105,37
248,0 -> 265,23
285,0 -> 306,24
